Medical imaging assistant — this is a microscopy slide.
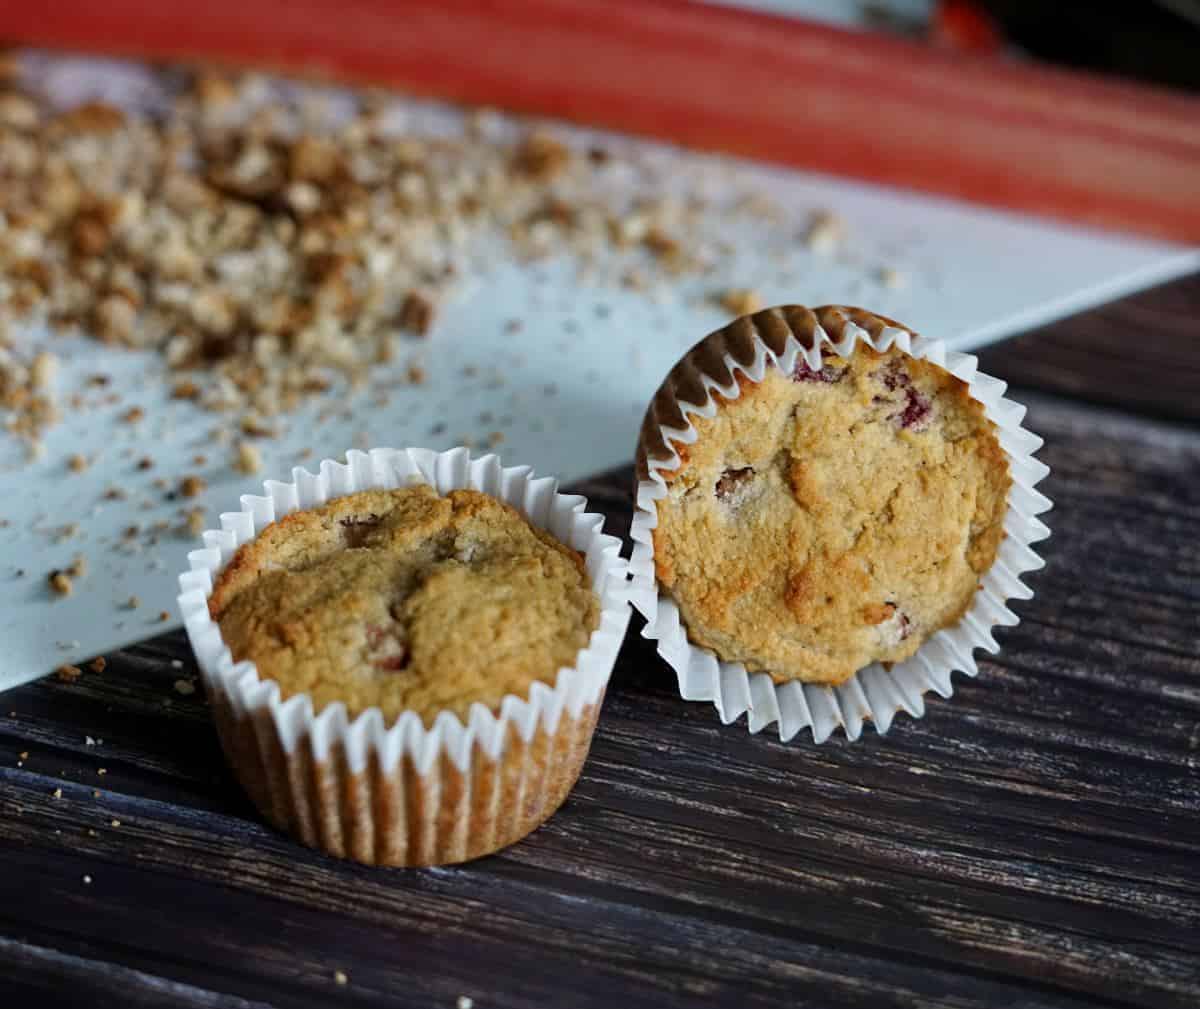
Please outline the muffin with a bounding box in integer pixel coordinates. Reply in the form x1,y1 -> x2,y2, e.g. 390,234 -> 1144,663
650,339 -> 1010,684
632,305 -> 1049,740
179,447 -> 630,865
209,485 -> 600,725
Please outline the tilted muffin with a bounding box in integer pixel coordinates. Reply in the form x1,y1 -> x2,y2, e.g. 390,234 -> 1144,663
209,485 -> 600,726
645,308 -> 1011,686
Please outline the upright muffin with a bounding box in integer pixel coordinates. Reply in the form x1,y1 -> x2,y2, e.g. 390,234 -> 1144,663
179,448 -> 629,866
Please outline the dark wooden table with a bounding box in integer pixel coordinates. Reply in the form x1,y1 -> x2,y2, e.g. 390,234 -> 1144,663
2,276 -> 1199,1009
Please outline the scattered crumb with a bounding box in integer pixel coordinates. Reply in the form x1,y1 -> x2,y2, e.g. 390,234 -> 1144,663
486,431 -> 504,447
398,291 -> 435,336
234,441 -> 262,475
184,507 -> 206,536
158,610 -> 170,622
82,875 -> 92,885
173,678 -> 196,696
120,406 -> 145,424
878,266 -> 906,289
48,570 -> 73,596
406,364 -> 426,385
179,475 -> 207,498
30,352 -> 58,391
715,288 -> 761,316
171,380 -> 200,401
88,657 -> 106,673
92,790 -> 100,798
511,132 -> 569,180
457,998 -> 474,1009
97,768 -> 107,775
51,787 -> 62,799
643,226 -> 679,260
170,659 -> 183,669
804,209 -> 844,255
67,453 -> 89,473
333,970 -> 349,986
239,414 -> 276,438
102,487 -> 128,501
136,456 -> 154,471
192,454 -> 208,465
110,819 -> 121,827
66,554 -> 87,579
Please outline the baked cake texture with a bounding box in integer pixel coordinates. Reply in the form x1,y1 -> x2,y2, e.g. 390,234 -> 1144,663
209,485 -> 600,724
651,340 -> 1010,685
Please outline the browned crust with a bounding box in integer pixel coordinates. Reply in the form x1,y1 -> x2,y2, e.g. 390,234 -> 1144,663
637,303 -> 1013,686
635,305 -> 919,482
208,486 -> 587,619
209,683 -> 602,867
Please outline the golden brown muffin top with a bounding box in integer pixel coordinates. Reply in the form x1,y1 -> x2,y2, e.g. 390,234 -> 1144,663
651,342 -> 1010,685
209,486 -> 600,725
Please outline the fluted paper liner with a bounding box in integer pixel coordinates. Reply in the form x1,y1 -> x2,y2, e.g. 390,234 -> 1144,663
177,447 -> 630,865
631,305 -> 1051,743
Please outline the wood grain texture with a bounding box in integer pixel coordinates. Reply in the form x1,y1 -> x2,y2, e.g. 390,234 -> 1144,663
977,271 -> 1200,423
1,380 -> 1199,1008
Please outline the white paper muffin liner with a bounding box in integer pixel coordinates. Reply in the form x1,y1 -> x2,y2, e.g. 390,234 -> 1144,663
630,305 -> 1051,743
176,446 -> 630,865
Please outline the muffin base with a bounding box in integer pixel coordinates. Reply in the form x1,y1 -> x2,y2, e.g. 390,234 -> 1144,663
211,686 -> 601,866
179,447 -> 630,867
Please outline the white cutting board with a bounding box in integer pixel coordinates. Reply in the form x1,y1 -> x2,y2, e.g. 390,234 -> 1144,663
1,53 -> 1197,690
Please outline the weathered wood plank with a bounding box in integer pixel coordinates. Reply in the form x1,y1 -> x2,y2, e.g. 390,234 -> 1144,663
977,272 -> 1200,423
0,380 -> 1198,1008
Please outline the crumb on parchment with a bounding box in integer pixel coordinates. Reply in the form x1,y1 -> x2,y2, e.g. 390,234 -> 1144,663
714,288 -> 760,316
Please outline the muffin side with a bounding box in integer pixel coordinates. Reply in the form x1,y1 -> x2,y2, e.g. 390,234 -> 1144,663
651,341 -> 1011,685
209,485 -> 601,725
